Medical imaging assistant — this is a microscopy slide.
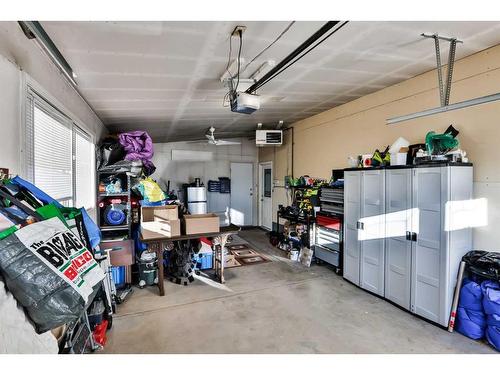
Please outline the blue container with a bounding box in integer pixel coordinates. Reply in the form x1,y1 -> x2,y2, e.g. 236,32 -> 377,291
111,266 -> 126,288
197,253 -> 213,270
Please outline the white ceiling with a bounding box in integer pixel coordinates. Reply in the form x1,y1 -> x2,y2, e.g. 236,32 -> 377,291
41,21 -> 500,142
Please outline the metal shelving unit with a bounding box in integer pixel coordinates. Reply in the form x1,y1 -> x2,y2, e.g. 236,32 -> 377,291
96,171 -> 132,239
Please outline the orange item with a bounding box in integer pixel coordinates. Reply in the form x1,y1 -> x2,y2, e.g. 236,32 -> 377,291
93,320 -> 108,346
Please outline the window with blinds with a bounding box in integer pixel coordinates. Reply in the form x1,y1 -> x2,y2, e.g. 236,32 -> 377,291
25,88 -> 95,209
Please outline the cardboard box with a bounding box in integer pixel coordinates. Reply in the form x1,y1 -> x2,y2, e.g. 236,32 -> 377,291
100,239 -> 134,266
141,206 -> 181,239
141,218 -> 180,239
141,205 -> 178,221
183,213 -> 220,235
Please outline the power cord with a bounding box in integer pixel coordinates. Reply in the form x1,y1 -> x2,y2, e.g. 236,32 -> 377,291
222,29 -> 244,107
224,32 -> 234,80
234,29 -> 243,92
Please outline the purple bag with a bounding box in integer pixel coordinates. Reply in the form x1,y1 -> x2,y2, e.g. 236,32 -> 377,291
118,131 -> 155,175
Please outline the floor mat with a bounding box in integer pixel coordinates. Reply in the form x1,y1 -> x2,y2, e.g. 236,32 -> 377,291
226,243 -> 270,267
224,255 -> 242,268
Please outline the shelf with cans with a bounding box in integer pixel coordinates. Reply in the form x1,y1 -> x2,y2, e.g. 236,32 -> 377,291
274,176 -> 324,253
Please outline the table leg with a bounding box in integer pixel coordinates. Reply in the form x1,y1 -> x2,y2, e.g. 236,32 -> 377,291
214,234 -> 228,284
151,241 -> 165,296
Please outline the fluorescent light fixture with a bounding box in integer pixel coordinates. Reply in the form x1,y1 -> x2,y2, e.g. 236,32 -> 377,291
387,92 -> 500,125
19,21 -> 77,86
171,150 -> 213,161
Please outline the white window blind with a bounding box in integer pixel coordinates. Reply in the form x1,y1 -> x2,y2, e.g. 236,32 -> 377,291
25,88 -> 95,209
33,105 -> 73,204
75,128 -> 95,210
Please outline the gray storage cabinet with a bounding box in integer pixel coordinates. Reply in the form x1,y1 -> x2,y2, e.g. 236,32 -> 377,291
346,165 -> 473,327
385,168 -> 413,310
343,169 -> 386,296
410,165 -> 473,326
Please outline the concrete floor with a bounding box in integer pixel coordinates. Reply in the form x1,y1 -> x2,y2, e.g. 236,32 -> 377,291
103,229 -> 495,354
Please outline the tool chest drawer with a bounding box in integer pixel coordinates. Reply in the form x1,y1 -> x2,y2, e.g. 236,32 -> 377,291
314,245 -> 340,267
316,215 -> 341,230
316,227 -> 340,251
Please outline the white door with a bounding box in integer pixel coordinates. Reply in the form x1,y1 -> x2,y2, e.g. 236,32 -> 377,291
230,162 -> 254,226
385,168 -> 412,310
259,162 -> 273,230
359,169 -> 385,297
343,171 -> 361,285
411,167 -> 446,325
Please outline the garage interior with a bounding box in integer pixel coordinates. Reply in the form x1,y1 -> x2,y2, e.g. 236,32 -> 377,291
1,14 -> 500,357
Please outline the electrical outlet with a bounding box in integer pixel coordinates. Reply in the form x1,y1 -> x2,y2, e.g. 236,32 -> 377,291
232,25 -> 246,36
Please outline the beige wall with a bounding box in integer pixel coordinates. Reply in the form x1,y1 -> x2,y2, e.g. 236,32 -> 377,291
260,44 -> 500,249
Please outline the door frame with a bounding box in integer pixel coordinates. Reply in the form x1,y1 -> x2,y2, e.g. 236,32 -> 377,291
258,161 -> 273,230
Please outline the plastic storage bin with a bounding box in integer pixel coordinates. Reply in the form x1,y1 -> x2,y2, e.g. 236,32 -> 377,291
111,266 -> 126,288
196,253 -> 213,270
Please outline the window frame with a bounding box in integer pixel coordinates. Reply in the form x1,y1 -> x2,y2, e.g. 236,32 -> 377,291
22,75 -> 96,210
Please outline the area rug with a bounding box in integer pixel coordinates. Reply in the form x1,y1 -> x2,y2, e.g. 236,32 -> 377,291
224,255 -> 242,268
226,243 -> 271,267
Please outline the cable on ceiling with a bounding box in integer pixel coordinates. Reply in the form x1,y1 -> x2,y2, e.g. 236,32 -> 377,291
241,21 -> 296,75
224,32 -> 234,79
234,29 -> 243,92
223,29 -> 244,107
253,21 -> 349,92
245,21 -> 349,94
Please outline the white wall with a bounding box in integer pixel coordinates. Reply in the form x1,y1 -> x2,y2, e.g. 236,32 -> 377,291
0,56 -> 22,175
152,138 -> 259,225
0,22 -> 106,176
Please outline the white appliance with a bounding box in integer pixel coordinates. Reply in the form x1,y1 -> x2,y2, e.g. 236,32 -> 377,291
230,92 -> 260,114
344,164 -> 473,327
256,130 -> 283,146
187,186 -> 207,214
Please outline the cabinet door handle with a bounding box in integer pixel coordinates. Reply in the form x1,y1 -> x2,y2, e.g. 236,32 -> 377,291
411,232 -> 417,242
406,231 -> 411,241
356,221 -> 364,230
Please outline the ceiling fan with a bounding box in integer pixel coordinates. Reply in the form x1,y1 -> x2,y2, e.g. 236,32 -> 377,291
204,127 -> 241,146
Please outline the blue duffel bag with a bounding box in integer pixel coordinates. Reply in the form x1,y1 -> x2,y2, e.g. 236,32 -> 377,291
482,280 -> 500,350
485,314 -> 500,350
456,307 -> 487,340
482,280 -> 500,315
456,279 -> 486,339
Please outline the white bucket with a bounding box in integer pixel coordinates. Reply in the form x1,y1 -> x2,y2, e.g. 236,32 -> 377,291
289,250 -> 299,261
